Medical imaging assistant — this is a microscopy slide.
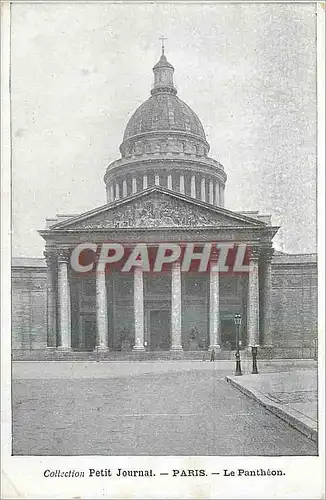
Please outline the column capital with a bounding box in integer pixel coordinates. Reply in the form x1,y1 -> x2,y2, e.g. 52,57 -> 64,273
249,245 -> 261,261
57,248 -> 70,262
209,257 -> 219,270
260,246 -> 274,262
44,249 -> 57,265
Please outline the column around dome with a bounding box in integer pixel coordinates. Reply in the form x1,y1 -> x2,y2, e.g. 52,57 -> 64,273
215,182 -> 220,206
209,180 -> 214,204
179,175 -> 185,194
201,178 -> 206,202
191,175 -> 196,198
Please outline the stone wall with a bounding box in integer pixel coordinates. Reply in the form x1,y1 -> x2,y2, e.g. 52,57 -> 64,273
11,258 -> 47,350
270,253 -> 317,356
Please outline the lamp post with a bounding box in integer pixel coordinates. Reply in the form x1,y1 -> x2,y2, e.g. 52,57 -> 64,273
251,346 -> 258,374
234,313 -> 242,376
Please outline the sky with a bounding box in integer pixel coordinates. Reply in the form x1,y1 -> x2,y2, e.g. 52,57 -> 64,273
10,2 -> 317,258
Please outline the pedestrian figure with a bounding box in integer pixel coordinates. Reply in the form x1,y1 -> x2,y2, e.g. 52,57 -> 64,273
210,349 -> 216,362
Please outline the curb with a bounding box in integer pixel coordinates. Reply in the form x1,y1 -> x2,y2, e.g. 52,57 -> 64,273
225,376 -> 318,443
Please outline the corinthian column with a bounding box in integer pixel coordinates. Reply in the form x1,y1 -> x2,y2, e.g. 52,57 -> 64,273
209,261 -> 220,351
261,247 -> 274,347
247,246 -> 260,347
44,249 -> 57,348
133,266 -> 145,350
171,262 -> 183,351
57,249 -> 71,350
95,267 -> 108,350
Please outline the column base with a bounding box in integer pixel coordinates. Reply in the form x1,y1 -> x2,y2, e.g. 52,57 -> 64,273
133,345 -> 145,351
170,346 -> 183,351
209,345 -> 221,352
46,346 -> 57,350
57,346 -> 72,351
94,346 -> 109,351
246,345 -> 260,352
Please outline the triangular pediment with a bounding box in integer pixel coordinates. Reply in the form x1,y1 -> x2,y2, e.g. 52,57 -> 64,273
49,187 -> 266,230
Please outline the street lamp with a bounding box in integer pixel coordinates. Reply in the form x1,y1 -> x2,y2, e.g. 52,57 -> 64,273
234,313 -> 242,376
251,346 -> 258,374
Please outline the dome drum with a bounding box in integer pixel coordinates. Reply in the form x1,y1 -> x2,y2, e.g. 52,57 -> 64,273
105,167 -> 226,208
104,153 -> 226,180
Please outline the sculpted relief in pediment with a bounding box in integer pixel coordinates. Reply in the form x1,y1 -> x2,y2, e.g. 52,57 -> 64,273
64,196 -> 251,230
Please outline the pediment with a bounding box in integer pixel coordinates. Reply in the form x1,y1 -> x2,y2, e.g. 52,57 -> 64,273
50,188 -> 266,231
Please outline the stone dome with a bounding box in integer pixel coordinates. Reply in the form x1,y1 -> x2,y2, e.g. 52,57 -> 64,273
123,93 -> 206,141
104,48 -> 227,209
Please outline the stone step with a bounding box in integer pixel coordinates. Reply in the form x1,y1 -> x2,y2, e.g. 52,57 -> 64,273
12,347 -> 316,362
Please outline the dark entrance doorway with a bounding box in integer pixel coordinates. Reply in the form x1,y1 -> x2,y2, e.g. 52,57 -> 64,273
81,316 -> 96,351
149,310 -> 170,350
221,319 -> 236,350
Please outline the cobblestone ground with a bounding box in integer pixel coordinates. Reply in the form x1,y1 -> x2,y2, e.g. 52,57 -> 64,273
12,362 -> 317,456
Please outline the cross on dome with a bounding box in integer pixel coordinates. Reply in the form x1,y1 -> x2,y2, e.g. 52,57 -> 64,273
159,35 -> 167,55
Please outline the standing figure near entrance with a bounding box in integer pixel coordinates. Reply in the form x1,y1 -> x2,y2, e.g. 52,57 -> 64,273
210,349 -> 216,362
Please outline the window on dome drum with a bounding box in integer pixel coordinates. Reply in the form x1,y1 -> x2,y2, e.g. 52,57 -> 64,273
159,172 -> 168,188
160,140 -> 167,153
184,175 -> 191,197
147,172 -> 155,187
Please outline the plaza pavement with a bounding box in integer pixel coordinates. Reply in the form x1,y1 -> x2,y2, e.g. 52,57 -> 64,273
12,358 -> 316,380
11,359 -> 318,456
226,367 -> 318,442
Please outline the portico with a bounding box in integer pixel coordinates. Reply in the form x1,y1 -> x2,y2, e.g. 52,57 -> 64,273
41,187 -> 277,356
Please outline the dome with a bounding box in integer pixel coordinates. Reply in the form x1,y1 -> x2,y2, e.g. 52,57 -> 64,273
104,47 -> 227,209
123,93 -> 206,141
